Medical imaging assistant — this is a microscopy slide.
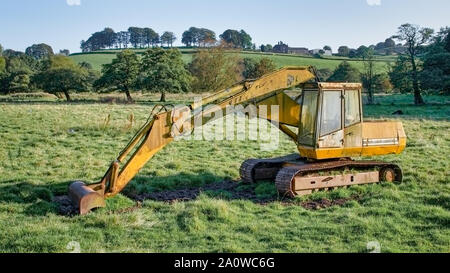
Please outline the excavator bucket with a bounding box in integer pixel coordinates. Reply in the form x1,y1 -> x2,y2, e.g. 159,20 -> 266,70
68,181 -> 106,215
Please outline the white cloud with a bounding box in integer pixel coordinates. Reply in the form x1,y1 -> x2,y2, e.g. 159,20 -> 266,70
366,0 -> 381,6
66,0 -> 81,6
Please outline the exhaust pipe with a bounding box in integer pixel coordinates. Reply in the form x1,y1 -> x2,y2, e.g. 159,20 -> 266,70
68,181 -> 106,215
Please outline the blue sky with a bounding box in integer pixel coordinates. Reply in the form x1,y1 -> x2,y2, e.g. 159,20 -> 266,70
0,0 -> 448,53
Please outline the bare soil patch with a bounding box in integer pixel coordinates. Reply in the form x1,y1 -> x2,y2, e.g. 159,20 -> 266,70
54,180 -> 361,216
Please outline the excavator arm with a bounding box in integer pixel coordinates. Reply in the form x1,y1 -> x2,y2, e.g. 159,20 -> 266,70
69,66 -> 316,214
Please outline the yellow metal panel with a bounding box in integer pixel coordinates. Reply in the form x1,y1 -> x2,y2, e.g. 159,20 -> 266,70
344,123 -> 362,148
298,145 -> 405,160
256,92 -> 301,126
106,112 -> 174,197
363,121 -> 403,139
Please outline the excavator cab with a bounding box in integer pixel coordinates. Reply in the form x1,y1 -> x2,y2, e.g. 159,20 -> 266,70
297,82 -> 406,160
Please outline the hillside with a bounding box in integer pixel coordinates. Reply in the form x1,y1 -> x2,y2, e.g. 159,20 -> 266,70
69,48 -> 394,73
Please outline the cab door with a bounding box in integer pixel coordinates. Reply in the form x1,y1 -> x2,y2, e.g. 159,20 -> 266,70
317,90 -> 344,150
343,89 -> 363,156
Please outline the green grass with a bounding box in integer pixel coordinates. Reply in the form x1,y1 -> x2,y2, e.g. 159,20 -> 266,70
0,93 -> 449,253
69,49 -> 391,73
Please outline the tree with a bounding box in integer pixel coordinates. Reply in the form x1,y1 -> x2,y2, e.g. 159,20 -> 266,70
182,27 -> 216,47
242,57 -> 276,79
183,27 -> 200,46
103,28 -> 117,48
151,32 -> 160,47
116,31 -> 131,48
0,56 -> 6,92
419,27 -> 450,95
182,29 -> 195,46
34,55 -> 87,101
375,42 -> 386,50
80,28 -> 117,51
239,30 -> 252,49
260,44 -> 273,52
140,48 -> 191,102
323,45 -> 332,51
78,62 -> 100,90
384,38 -> 396,48
0,57 -> 5,73
2,49 -> 25,58
356,45 -> 369,58
445,30 -> 450,52
361,48 -> 376,104
0,44 -> 3,56
198,28 -> 216,46
392,23 -> 434,105
143,28 -> 159,48
128,27 -> 145,48
373,73 -> 393,93
220,29 -> 241,48
95,50 -> 140,102
219,29 -> 252,48
189,45 -> 243,93
59,49 -> 70,56
161,31 -> 176,47
327,61 -> 361,83
25,43 -> 54,59
0,54 -> 39,94
337,46 -> 350,57
389,55 -> 414,94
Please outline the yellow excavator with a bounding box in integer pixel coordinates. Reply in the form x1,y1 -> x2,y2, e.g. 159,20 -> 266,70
69,66 -> 406,215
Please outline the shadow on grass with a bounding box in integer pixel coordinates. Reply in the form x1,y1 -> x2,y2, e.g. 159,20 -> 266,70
0,170 -> 362,217
0,180 -> 71,216
123,173 -> 362,210
0,171 -> 277,217
124,177 -> 279,204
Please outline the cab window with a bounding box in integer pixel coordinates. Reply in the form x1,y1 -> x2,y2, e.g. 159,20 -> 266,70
320,91 -> 342,136
299,91 -> 318,146
344,90 -> 361,127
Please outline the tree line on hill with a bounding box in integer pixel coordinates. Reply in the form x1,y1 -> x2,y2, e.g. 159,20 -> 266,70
80,27 -> 177,52
0,23 -> 448,105
80,26 -> 254,52
80,26 -> 410,59
261,38 -> 406,58
335,37 -> 407,58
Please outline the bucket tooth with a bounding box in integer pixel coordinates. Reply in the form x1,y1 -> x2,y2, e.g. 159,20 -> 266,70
68,181 -> 106,215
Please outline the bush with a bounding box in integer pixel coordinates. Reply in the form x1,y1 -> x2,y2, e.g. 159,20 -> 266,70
327,61 -> 361,82
189,46 -> 243,93
373,73 -> 393,93
316,68 -> 333,82
242,57 -> 276,79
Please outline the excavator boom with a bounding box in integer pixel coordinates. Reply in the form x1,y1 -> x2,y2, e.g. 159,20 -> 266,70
69,65 -> 406,214
69,66 -> 316,214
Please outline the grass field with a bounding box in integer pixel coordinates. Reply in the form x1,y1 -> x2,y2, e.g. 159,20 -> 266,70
69,48 -> 392,73
0,93 -> 449,253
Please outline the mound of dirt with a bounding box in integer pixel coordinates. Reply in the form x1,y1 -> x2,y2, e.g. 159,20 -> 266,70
54,181 -> 361,216
125,180 -> 277,204
53,195 -> 78,216
125,180 -> 361,210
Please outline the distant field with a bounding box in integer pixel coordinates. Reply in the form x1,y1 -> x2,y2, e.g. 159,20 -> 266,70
69,49 -> 392,73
